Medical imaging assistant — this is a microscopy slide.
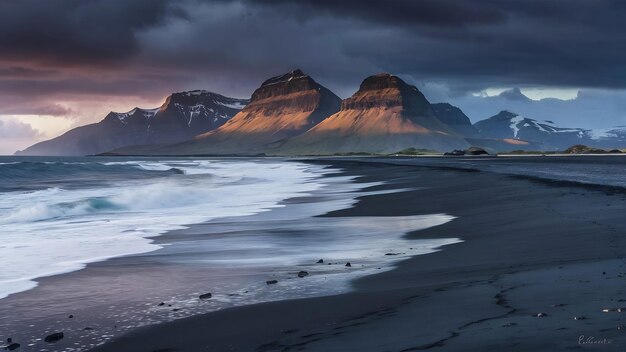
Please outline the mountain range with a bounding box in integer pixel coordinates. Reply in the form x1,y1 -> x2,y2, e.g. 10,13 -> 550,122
16,91 -> 248,156
15,70 -> 626,156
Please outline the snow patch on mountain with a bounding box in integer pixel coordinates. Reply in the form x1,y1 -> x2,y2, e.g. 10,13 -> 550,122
507,113 -> 587,137
509,115 -> 524,137
111,108 -> 159,124
587,126 -> 626,140
220,101 -> 247,109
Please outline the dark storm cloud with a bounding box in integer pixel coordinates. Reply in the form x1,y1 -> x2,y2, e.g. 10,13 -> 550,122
0,0 -> 187,64
227,0 -> 626,91
3,0 -> 626,92
243,0 -> 506,28
3,0 -> 626,129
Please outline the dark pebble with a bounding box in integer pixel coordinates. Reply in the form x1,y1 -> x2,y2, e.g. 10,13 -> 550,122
157,302 -> 165,306
574,316 -> 586,320
345,262 -> 352,267
5,343 -> 20,351
68,315 -> 74,319
83,327 -> 94,331
6,338 -> 11,343
297,271 -> 309,278
44,332 -> 64,343
317,259 -> 323,263
199,293 -> 212,300
266,280 -> 278,285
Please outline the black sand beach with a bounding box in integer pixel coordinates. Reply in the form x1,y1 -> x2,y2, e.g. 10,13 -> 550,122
88,157 -> 626,352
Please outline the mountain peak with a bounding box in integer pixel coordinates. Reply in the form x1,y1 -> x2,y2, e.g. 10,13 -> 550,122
161,90 -> 248,110
342,73 -> 429,114
260,69 -> 309,87
495,110 -> 519,118
251,69 -> 326,103
357,73 -> 417,93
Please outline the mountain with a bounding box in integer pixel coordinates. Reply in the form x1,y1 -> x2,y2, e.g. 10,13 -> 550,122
587,127 -> 626,148
278,73 -> 469,154
16,91 -> 248,156
473,110 -> 592,150
130,69 -> 342,155
431,103 -> 479,137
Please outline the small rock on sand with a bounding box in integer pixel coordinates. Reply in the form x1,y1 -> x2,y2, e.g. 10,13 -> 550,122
574,316 -> 586,320
533,313 -> 548,317
68,314 -> 73,319
317,259 -> 324,263
199,293 -> 212,299
44,332 -> 64,343
297,271 -> 309,278
5,343 -> 20,351
345,262 -> 352,267
266,280 -> 278,285
158,302 -> 165,306
602,308 -> 626,313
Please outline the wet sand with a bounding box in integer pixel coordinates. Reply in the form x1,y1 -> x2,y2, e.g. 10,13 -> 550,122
87,157 -> 626,351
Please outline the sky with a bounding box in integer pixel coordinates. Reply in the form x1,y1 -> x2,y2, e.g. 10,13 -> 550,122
3,0 -> 626,154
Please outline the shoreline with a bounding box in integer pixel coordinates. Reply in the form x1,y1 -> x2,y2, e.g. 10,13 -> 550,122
90,157 -> 626,351
1,158 -> 459,352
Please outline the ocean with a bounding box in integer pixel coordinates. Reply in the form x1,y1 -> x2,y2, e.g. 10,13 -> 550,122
0,157 -> 458,351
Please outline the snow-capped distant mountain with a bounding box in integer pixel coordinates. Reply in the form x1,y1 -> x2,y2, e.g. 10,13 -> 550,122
16,91 -> 248,156
473,110 -> 591,150
586,126 -> 626,147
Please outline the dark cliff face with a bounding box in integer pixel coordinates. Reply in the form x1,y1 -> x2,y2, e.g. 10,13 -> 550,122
16,91 -> 248,156
340,73 -> 432,117
251,70 -> 318,101
431,103 -> 479,137
243,69 -> 341,115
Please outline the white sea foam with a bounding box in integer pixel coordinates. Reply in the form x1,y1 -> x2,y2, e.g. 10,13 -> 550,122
0,160 -> 329,299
